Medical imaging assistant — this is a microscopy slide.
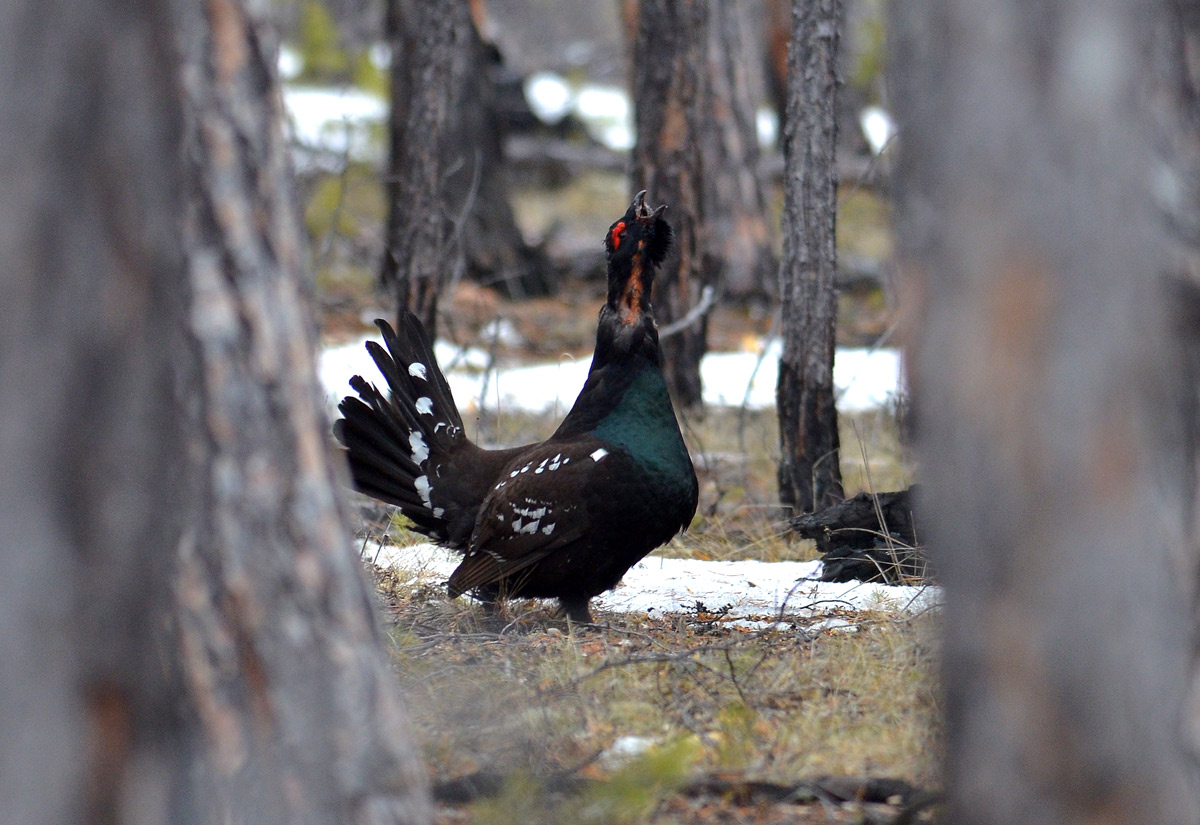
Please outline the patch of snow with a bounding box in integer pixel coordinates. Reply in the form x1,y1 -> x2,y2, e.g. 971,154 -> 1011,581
277,46 -> 303,80
320,334 -> 901,418
860,106 -> 896,155
367,542 -> 941,618
574,85 -> 633,151
480,317 -> 524,347
598,735 -> 657,768
805,617 -> 859,635
727,619 -> 793,632
282,86 -> 387,169
525,72 -> 573,124
368,42 -> 391,70
756,108 -> 779,148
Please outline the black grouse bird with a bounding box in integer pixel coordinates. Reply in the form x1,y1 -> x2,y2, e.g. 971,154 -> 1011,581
336,191 -> 698,622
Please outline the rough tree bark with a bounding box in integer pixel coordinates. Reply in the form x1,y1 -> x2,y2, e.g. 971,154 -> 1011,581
891,0 -> 1200,822
382,0 -> 548,335
381,0 -> 462,336
632,0 -> 775,408
776,0 -> 844,514
0,1 -> 431,823
0,3 -> 189,821
173,2 -> 430,823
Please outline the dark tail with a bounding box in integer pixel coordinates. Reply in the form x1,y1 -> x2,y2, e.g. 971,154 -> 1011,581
335,312 -> 467,536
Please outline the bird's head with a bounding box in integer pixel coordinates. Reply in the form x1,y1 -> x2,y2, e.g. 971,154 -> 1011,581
604,190 -> 672,326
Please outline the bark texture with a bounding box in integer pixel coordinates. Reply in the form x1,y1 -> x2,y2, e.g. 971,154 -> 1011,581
383,0 -> 547,336
776,0 -> 845,514
381,0 -> 462,335
0,3 -> 188,822
891,0 -> 1200,821
632,0 -> 774,408
0,1 -> 431,823
173,2 -> 430,822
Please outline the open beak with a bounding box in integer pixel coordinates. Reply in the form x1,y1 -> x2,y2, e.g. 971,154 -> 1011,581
631,190 -> 668,222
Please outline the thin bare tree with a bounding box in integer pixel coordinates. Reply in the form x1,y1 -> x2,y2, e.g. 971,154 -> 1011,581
776,0 -> 845,514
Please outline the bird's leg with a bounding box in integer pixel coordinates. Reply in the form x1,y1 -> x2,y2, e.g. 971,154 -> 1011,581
559,596 -> 593,625
471,585 -> 503,619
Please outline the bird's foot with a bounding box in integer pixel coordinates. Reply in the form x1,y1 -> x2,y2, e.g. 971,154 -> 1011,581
559,597 -> 594,625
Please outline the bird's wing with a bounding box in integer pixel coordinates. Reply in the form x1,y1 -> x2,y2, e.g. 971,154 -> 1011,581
446,440 -> 620,596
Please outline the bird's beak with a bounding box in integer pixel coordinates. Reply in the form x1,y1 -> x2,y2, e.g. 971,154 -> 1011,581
632,189 -> 648,218
631,190 -> 667,222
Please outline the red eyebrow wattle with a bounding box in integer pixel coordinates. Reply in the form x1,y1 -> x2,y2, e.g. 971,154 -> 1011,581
610,221 -> 626,250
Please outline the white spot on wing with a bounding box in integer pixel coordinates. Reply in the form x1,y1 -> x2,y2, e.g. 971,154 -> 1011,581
542,523 -> 555,535
590,447 -> 609,462
409,362 -> 427,380
409,431 -> 429,465
415,397 -> 434,415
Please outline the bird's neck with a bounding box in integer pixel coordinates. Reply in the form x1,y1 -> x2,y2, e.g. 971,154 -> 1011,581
607,249 -> 649,328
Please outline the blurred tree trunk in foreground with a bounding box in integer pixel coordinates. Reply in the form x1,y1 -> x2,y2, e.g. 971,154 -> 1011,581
891,0 -> 1200,822
173,1 -> 430,822
382,0 -> 547,337
776,0 -> 845,514
0,2 -> 187,820
632,0 -> 775,408
0,0 -> 431,822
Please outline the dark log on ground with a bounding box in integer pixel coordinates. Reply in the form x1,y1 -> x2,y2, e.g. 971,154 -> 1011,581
789,487 -> 927,584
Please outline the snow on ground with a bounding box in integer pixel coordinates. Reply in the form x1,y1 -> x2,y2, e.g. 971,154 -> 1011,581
365,542 -> 940,625
319,334 -> 902,418
282,86 -> 388,169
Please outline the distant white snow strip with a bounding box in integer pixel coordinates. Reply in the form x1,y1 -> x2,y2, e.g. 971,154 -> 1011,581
320,335 -> 901,417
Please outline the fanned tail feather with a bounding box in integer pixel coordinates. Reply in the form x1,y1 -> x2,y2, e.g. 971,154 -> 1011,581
336,312 -> 468,537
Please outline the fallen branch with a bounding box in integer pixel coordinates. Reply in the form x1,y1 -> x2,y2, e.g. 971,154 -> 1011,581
658,285 -> 717,339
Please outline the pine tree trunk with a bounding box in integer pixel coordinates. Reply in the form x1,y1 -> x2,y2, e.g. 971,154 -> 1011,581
381,0 -> 462,336
632,0 -> 774,408
382,0 -> 548,335
776,0 -> 844,514
891,0 -> 1200,821
0,1 -> 431,822
0,3 -> 190,821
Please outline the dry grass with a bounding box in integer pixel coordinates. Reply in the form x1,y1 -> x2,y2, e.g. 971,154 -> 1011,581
372,565 -> 940,824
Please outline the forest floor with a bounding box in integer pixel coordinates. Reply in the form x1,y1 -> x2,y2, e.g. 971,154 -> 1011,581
365,539 -> 939,825
313,165 -> 939,822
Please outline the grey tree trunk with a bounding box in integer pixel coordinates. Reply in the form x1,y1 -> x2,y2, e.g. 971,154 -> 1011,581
382,0 -> 548,336
0,3 -> 189,821
0,1 -> 431,823
632,0 -> 775,408
891,0 -> 1200,822
172,2 -> 431,823
776,0 -> 845,514
381,0 -> 462,336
